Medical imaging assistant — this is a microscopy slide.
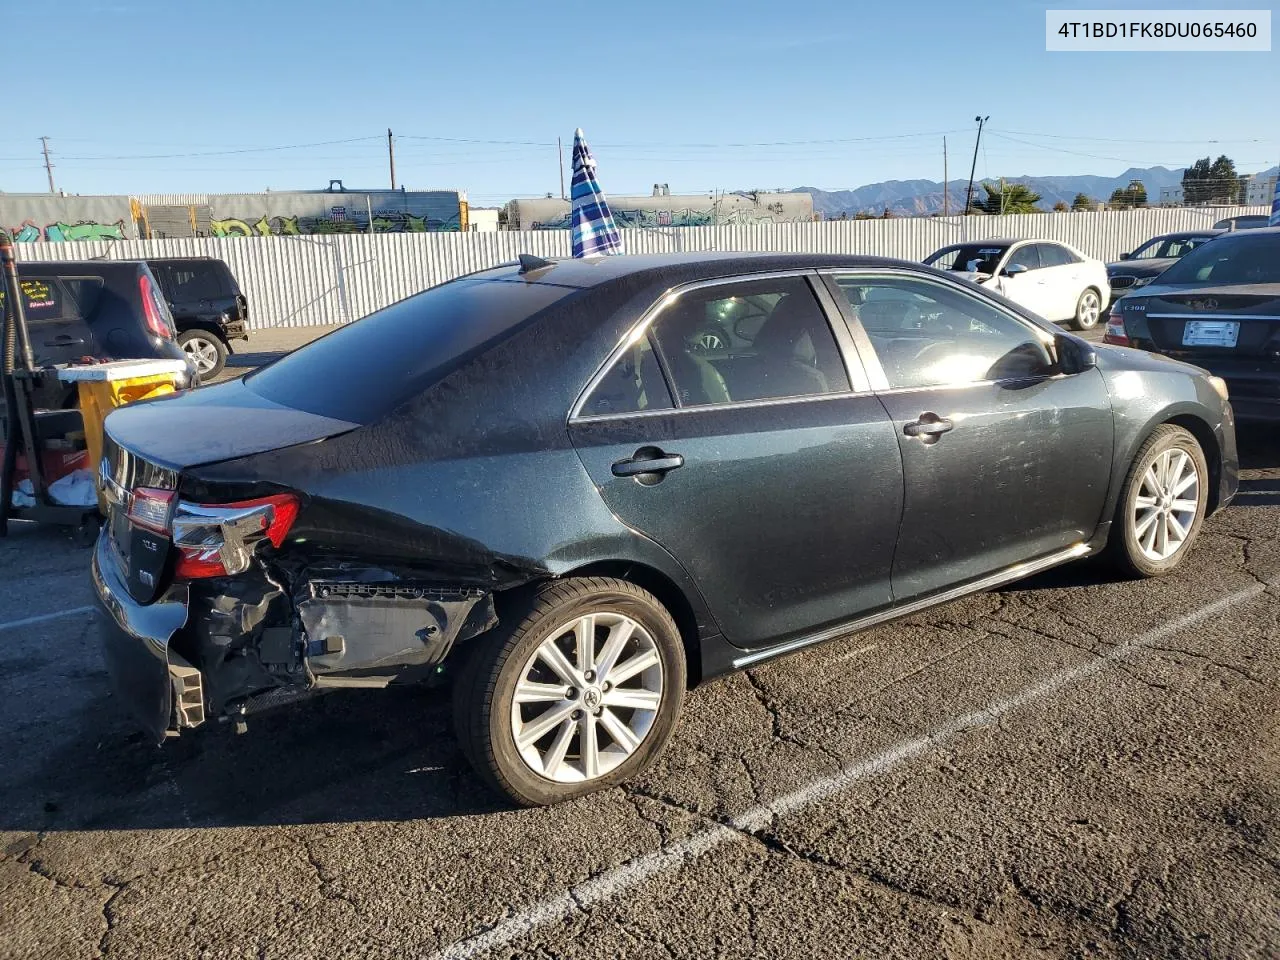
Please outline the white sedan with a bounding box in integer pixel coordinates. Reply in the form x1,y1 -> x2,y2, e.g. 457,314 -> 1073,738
923,238 -> 1110,331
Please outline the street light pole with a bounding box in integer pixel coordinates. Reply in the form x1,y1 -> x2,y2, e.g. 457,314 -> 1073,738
964,115 -> 989,216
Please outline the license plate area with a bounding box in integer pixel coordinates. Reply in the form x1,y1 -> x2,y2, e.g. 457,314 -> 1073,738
1182,320 -> 1240,348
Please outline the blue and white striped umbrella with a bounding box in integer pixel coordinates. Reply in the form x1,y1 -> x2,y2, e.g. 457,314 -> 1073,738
570,128 -> 623,258
1270,172 -> 1280,226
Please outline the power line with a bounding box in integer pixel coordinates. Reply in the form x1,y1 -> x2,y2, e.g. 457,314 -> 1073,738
52,136 -> 383,161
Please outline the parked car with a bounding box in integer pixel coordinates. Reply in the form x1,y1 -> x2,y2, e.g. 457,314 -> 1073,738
1105,228 -> 1280,421
1213,215 -> 1271,231
1107,230 -> 1223,297
144,257 -> 249,380
923,238 -> 1110,330
94,252 -> 1237,806
1,260 -> 196,409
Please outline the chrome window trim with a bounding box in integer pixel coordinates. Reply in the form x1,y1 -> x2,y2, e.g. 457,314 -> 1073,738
816,266 -> 1060,393
568,269 -> 864,424
571,386 -> 879,424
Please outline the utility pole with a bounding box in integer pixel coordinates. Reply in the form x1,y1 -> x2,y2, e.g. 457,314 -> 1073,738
942,136 -> 949,217
964,115 -> 989,216
39,136 -> 56,194
999,176 -> 1006,215
558,137 -> 566,200
387,128 -> 397,190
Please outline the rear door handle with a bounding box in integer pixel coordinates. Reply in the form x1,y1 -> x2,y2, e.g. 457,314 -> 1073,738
612,447 -> 684,481
45,335 -> 85,346
903,413 -> 953,445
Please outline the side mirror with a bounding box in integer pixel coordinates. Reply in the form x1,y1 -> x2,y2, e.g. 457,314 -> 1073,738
1002,263 -> 1029,277
1055,333 -> 1098,375
1119,252 -> 1131,260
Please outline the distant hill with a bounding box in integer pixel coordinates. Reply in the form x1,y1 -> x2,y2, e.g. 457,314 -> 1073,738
794,166 -> 1194,217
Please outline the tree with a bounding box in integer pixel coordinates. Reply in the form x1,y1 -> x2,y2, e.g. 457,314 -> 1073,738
1108,180 -> 1148,209
1053,201 -> 1069,212
1182,155 -> 1240,205
1071,193 -> 1095,211
974,181 -> 1042,214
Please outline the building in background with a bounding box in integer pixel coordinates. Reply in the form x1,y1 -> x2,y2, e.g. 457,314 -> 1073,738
504,188 -> 815,230
466,208 -> 500,232
1243,174 -> 1278,207
2,184 -> 468,241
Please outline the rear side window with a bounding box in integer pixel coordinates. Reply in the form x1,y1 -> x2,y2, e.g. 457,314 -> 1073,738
161,264 -> 224,301
245,276 -> 577,423
0,277 -> 65,320
59,277 -> 105,320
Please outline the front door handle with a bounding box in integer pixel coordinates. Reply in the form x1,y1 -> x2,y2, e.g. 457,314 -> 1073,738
612,446 -> 684,483
903,413 -> 954,445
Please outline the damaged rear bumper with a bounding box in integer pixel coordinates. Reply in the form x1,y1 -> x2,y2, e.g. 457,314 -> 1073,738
93,530 -> 498,742
92,531 -> 197,744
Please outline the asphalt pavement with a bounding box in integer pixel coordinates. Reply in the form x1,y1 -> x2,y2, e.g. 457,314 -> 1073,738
2,324 -> 1278,959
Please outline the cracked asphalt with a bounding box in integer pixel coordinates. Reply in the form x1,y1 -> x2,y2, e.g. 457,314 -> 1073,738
2,424 -> 1278,960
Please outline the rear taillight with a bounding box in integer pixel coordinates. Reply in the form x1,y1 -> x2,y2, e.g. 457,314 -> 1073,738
1103,307 -> 1130,346
127,486 -> 175,534
139,273 -> 175,340
159,493 -> 299,579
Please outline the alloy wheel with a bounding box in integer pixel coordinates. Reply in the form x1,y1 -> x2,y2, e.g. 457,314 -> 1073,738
182,336 -> 221,375
1078,291 -> 1101,328
510,612 -> 664,783
1133,448 -> 1200,562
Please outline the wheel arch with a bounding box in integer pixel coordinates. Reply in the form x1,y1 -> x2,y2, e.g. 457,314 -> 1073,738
1163,412 -> 1223,513
176,321 -> 230,345
550,560 -> 705,687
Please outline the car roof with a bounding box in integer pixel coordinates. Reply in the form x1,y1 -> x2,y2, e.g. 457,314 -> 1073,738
1210,225 -> 1280,238
464,252 -> 927,289
16,260 -> 141,274
1152,229 -> 1225,240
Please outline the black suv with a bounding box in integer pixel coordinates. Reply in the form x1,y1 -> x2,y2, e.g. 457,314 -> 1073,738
4,260 -> 196,409
145,258 -> 249,380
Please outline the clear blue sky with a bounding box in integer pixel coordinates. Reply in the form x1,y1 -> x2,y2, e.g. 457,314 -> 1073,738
6,0 -> 1277,202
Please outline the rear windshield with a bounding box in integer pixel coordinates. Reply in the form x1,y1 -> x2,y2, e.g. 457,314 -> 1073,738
244,275 -> 577,423
1157,234 -> 1280,286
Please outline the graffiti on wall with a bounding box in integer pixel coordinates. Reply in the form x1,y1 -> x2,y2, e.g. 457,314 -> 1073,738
7,219 -> 127,242
210,210 -> 461,237
531,205 -> 793,230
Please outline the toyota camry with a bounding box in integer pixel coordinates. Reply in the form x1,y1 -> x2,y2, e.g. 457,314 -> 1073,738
93,252 -> 1238,806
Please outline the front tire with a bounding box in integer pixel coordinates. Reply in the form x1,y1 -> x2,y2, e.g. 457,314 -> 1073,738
1106,425 -> 1209,578
177,329 -> 228,380
452,577 -> 686,807
1070,288 -> 1103,331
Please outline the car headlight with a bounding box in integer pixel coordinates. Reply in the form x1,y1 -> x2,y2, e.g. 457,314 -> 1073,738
1132,276 -> 1154,287
1207,375 -> 1229,402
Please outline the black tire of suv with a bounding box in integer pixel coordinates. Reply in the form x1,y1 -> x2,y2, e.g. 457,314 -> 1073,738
452,577 -> 686,807
1105,425 -> 1209,579
177,329 -> 228,381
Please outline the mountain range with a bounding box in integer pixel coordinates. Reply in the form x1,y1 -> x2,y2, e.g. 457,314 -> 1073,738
793,165 -> 1249,217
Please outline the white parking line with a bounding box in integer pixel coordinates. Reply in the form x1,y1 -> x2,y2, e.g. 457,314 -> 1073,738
0,606 -> 96,632
430,582 -> 1266,960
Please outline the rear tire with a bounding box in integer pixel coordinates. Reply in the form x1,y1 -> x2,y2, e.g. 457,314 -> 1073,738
452,577 -> 686,807
1105,425 -> 1208,578
178,330 -> 227,381
1070,288 -> 1103,331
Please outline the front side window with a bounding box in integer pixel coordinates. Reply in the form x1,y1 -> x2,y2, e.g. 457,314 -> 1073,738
647,276 -> 851,406
1005,245 -> 1041,271
833,274 -> 1053,390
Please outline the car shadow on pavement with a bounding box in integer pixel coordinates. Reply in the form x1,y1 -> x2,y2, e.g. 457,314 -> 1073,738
10,684 -> 504,835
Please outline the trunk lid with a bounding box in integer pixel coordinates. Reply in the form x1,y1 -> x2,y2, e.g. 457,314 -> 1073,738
100,378 -> 357,603
1131,283 -> 1280,360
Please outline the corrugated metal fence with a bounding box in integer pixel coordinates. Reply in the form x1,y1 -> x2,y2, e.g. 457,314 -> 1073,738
16,205 -> 1265,329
